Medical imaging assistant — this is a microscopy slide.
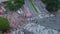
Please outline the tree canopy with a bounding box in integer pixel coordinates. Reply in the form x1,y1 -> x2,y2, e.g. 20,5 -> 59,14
6,0 -> 25,11
0,18 -> 10,32
42,0 -> 60,12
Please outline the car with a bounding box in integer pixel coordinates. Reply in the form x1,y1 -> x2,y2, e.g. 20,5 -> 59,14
17,8 -> 24,15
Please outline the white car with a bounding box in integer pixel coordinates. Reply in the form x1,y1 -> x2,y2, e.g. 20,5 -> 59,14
17,9 -> 24,15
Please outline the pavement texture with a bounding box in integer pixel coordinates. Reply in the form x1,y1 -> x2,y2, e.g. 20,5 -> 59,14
24,0 -> 60,31
11,23 -> 60,34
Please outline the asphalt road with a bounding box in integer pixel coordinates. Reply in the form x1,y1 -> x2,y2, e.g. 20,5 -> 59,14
25,0 -> 39,17
25,0 -> 60,31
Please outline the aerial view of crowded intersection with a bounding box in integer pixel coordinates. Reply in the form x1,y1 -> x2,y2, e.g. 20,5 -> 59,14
0,0 -> 60,34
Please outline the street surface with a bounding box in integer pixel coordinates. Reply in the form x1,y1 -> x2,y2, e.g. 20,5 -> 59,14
0,0 -> 60,34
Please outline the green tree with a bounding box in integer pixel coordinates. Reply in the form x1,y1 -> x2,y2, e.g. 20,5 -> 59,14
6,0 -> 25,11
0,18 -> 10,32
7,1 -> 17,11
13,0 -> 25,8
42,0 -> 60,12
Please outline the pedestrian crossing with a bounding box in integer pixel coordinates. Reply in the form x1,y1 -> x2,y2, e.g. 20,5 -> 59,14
11,23 -> 60,34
